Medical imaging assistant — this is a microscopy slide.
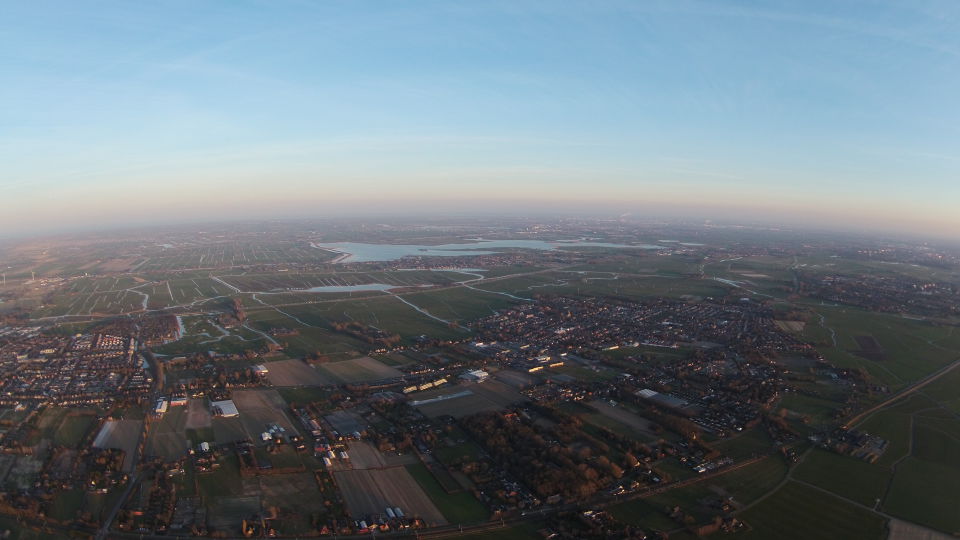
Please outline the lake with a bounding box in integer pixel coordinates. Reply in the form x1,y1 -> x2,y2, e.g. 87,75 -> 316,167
314,239 -> 662,263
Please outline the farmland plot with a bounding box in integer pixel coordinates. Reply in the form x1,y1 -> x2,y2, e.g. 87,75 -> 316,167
92,419 -> 142,472
334,467 -> 446,525
316,356 -> 403,384
264,358 -> 335,386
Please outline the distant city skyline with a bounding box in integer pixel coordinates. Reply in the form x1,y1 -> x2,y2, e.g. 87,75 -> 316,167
3,1 -> 958,238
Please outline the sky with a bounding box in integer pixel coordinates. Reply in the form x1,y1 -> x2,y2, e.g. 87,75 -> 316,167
2,0 -> 958,238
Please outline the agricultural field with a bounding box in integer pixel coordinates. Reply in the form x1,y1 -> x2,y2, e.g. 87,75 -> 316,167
411,381 -> 527,418
154,315 -> 272,356
737,481 -> 887,540
231,389 -> 301,441
713,428 -> 775,461
875,371 -> 960,533
146,405 -> 190,460
92,419 -> 142,472
315,356 -> 403,384
464,272 -> 565,297
434,431 -> 484,465
324,410 -> 367,436
137,241 -> 339,272
211,269 -> 467,293
884,458 -> 960,534
0,454 -> 44,490
206,495 -> 261,535
405,462 -> 489,525
399,286 -> 520,323
258,472 -> 331,534
48,489 -> 85,522
0,407 -> 31,426
250,294 -> 464,344
51,411 -> 97,447
793,448 -> 891,507
582,399 -> 659,440
537,268 -> 734,301
242,309 -> 368,357
624,456 -> 787,527
341,441 -> 417,470
456,520 -> 548,540
492,369 -> 538,388
29,406 -> 96,446
197,454 -> 247,500
211,416 -> 246,445
264,358 -> 335,386
775,353 -> 960,537
778,392 -> 846,425
606,498 -> 677,531
799,304 -> 960,391
334,466 -> 447,525
185,398 -> 213,430
550,363 -> 619,382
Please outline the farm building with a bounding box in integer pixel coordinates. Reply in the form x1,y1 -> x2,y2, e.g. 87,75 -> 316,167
169,396 -> 188,407
460,369 -> 489,382
154,398 -> 168,416
636,388 -> 694,414
211,399 -> 239,417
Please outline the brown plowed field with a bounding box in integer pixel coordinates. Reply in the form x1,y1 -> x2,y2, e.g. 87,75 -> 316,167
185,398 -> 212,429
334,467 -> 446,525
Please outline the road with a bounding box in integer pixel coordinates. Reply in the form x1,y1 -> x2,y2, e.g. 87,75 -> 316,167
95,471 -> 139,540
96,340 -> 156,540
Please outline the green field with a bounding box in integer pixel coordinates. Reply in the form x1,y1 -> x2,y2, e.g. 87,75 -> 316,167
800,305 -> 960,391
834,367 -> 960,535
793,449 -> 890,507
406,463 -> 489,525
738,481 -> 887,540
48,489 -> 84,522
883,458 -> 960,533
456,520 -> 547,540
634,457 -> 788,525
607,498 -> 678,531
713,428 -> 775,460
402,287 -> 519,324
197,454 -> 245,498
53,413 -> 96,447
434,435 -> 484,465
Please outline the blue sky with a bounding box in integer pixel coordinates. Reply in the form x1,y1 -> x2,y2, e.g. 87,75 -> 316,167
2,1 -> 958,236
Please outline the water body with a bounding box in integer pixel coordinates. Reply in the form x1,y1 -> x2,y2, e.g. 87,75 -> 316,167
659,239 -> 705,246
302,283 -> 404,293
316,239 -> 661,263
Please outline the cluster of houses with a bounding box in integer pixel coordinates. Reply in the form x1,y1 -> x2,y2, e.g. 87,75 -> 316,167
811,428 -> 888,463
799,272 -> 960,317
0,329 -> 152,407
471,296 -> 813,366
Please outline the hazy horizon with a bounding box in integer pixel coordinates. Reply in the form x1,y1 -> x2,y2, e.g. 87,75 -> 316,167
2,207 -> 956,248
4,1 -> 958,238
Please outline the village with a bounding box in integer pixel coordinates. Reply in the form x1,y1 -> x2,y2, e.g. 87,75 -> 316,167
0,286 -> 887,539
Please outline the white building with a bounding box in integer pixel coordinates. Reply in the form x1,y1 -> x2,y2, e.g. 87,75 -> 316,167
460,369 -> 489,382
211,399 -> 239,417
